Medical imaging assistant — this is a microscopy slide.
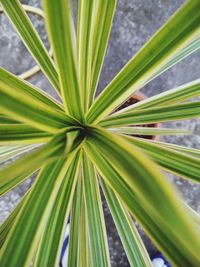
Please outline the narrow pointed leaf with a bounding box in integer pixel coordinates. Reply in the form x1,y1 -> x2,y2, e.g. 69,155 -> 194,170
184,204 -> 200,227
125,136 -> 200,183
87,0 -> 200,124
79,189 -> 92,267
90,0 -> 117,105
0,192 -> 28,248
0,114 -> 19,124
67,174 -> 83,267
0,124 -> 51,145
43,0 -> 84,120
86,148 -> 200,267
0,152 -> 76,267
67,165 -> 93,267
0,5 -> 53,81
68,171 -> 93,267
0,144 -> 37,163
101,178 -> 152,267
82,153 -> 111,267
0,133 -> 66,196
119,78 -> 200,112
77,0 -> 96,111
155,36 -> 200,78
153,140 -> 200,158
0,145 -> 24,157
100,101 -> 200,127
0,68 -> 63,112
0,0 -> 60,92
0,4 -> 45,19
84,127 -> 200,266
0,78 -> 77,133
110,127 -> 192,136
34,152 -> 81,267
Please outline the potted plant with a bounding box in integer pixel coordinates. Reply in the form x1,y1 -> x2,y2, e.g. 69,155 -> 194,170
0,0 -> 200,267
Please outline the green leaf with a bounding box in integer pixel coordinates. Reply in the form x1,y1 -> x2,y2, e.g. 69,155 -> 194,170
125,135 -> 200,183
120,78 -> 200,112
0,77 -> 77,133
34,152 -> 81,267
0,152 -> 77,267
84,127 -> 200,267
109,126 -> 192,136
184,204 -> 200,227
0,124 -> 51,145
87,0 -> 200,124
79,188 -> 92,267
0,4 -> 45,19
0,114 -> 19,124
68,168 -> 93,267
82,153 -> 111,267
0,0 -> 60,92
155,36 -> 200,79
0,5 -> 53,81
0,144 -> 37,163
67,174 -> 83,267
77,0 -> 96,111
42,0 -> 84,121
0,132 -> 66,196
100,178 -> 152,267
153,140 -> 200,158
0,68 -> 63,112
89,149 -> 200,267
85,146 -> 200,267
0,192 -> 28,248
100,101 -> 200,127
89,0 -> 117,106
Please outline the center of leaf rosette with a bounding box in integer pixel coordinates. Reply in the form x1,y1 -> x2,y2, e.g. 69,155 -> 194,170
64,129 -> 85,154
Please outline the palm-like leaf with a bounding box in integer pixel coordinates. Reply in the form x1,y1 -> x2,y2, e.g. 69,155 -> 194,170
0,1 -> 200,267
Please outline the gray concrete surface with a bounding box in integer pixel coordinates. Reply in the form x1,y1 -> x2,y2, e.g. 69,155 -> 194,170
0,0 -> 200,266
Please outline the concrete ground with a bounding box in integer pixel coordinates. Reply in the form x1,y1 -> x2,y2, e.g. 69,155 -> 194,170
0,1 -> 199,266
